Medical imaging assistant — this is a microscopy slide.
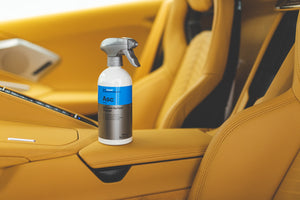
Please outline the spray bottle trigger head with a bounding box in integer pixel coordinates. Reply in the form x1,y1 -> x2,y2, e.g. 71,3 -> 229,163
123,49 -> 140,67
100,37 -> 140,67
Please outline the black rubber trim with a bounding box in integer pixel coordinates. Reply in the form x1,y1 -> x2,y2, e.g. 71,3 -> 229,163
150,37 -> 164,72
245,11 -> 298,108
0,86 -> 97,127
92,165 -> 131,183
32,61 -> 53,75
78,154 -> 202,183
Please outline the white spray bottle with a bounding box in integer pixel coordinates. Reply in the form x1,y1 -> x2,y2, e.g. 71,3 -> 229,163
98,38 -> 140,145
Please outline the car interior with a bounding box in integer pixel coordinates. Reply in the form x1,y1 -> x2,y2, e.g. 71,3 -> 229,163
0,0 -> 299,199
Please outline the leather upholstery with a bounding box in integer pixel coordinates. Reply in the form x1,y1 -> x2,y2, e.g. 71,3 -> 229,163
125,189 -> 190,200
188,0 -> 212,12
188,11 -> 300,200
156,31 -> 212,128
0,120 -> 96,162
157,0 -> 234,128
293,15 -> 300,101
255,45 -> 294,105
0,90 -> 96,129
133,0 -> 188,129
233,13 -> 285,114
273,151 -> 300,200
79,128 -> 211,168
134,0 -> 173,80
0,154 -> 200,200
133,0 -> 234,129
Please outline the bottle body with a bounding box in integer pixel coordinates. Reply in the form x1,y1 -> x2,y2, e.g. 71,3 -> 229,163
98,66 -> 132,145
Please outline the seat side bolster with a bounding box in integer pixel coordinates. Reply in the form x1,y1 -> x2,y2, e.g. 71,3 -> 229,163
189,90 -> 300,199
133,67 -> 172,129
157,74 -> 220,128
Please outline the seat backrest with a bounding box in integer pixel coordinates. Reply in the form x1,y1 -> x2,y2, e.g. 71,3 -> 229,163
132,0 -> 189,129
156,0 -> 234,128
133,0 -> 172,81
254,45 -> 294,105
232,12 -> 297,115
133,0 -> 235,129
188,11 -> 300,200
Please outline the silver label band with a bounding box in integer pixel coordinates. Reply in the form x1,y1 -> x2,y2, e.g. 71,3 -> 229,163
98,104 -> 132,140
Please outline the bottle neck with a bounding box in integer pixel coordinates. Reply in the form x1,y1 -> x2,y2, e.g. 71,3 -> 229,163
107,56 -> 123,67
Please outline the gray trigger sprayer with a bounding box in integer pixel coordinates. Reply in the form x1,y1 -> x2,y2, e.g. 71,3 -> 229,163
98,37 -> 140,145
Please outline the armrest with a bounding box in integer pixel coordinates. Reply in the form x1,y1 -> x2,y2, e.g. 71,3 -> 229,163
79,128 -> 212,169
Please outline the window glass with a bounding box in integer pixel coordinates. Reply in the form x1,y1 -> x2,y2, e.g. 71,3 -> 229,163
0,0 -> 141,22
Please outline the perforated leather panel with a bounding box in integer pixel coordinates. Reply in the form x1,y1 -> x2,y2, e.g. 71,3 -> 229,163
161,31 -> 212,108
156,31 -> 212,128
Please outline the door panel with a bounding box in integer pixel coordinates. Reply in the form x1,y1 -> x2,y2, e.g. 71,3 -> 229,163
0,155 -> 199,200
0,0 -> 161,90
0,0 -> 162,114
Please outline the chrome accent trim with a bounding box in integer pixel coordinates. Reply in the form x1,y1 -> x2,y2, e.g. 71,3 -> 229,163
8,138 -> 36,142
276,0 -> 300,11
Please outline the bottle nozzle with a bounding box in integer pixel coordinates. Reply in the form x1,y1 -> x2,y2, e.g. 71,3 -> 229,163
100,37 -> 140,67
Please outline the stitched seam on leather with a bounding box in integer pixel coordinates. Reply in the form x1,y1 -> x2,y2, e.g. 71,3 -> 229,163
92,148 -> 207,163
1,94 -> 78,125
162,32 -> 211,118
196,97 -> 295,197
185,35 -> 204,92
91,152 -> 204,167
165,79 -> 210,128
190,0 -> 234,198
165,74 -> 216,128
89,148 -> 208,167
195,96 -> 296,198
28,132 -> 96,161
272,150 -> 300,199
297,27 -> 300,81
133,68 -> 166,94
178,32 -> 211,97
294,49 -> 300,100
187,32 -> 212,88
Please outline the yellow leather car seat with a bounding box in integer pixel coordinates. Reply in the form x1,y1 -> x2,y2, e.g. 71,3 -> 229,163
201,11 -> 296,139
188,11 -> 300,200
133,0 -> 172,81
254,45 -> 294,105
233,12 -> 297,115
133,0 -> 235,129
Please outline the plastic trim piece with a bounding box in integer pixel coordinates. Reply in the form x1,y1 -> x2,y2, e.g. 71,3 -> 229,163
78,154 -> 202,183
92,165 -> 131,183
276,0 -> 300,10
0,38 -> 60,81
7,138 -> 36,142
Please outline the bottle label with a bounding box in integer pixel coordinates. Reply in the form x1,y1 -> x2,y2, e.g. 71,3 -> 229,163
98,85 -> 132,140
98,85 -> 132,105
